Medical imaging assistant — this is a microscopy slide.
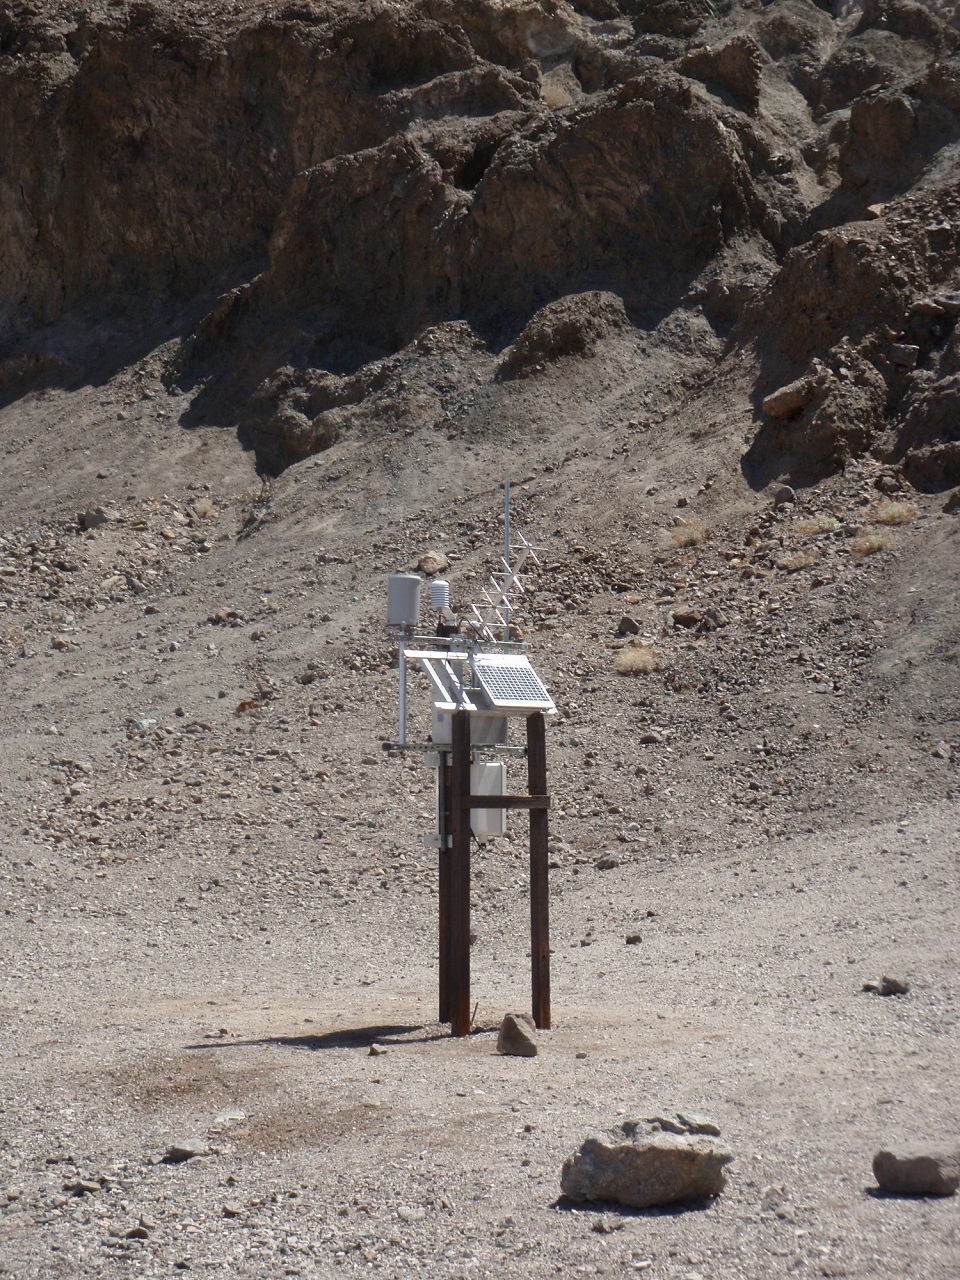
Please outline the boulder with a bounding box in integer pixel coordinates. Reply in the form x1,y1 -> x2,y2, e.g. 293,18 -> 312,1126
418,551 -> 449,576
497,1013 -> 538,1058
561,1125 -> 733,1208
873,1144 -> 960,1196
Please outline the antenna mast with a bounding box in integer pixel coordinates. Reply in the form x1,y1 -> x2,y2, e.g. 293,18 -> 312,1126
464,480 -> 541,644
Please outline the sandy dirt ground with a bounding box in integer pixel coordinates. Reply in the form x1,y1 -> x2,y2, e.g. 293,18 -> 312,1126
0,367 -> 958,1279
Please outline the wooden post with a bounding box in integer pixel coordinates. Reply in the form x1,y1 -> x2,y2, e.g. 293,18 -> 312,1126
527,712 -> 551,1030
449,711 -> 472,1037
437,752 -> 451,1024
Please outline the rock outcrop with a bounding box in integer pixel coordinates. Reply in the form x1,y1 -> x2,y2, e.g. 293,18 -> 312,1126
1,0 -> 959,476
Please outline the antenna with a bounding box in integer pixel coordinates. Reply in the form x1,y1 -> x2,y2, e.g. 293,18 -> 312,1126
465,480 -> 542,643
503,478 -> 511,641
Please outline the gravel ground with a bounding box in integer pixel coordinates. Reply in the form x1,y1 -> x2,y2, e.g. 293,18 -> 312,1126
1,364 -> 958,1278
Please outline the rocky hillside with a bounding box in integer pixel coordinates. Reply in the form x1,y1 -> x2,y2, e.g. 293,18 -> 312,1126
2,0 -> 960,484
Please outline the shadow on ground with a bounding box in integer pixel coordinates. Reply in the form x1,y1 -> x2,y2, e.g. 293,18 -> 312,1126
185,1023 -> 448,1052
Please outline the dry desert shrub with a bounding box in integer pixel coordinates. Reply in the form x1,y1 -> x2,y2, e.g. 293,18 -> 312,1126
851,530 -> 892,557
780,547 -> 821,572
193,497 -> 216,520
614,644 -> 659,675
669,519 -> 709,548
798,512 -> 841,535
868,499 -> 918,525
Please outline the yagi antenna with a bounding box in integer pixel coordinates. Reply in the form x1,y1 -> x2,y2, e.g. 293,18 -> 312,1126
465,480 -> 542,642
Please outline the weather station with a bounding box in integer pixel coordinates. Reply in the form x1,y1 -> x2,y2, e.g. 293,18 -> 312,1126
385,483 -> 556,1037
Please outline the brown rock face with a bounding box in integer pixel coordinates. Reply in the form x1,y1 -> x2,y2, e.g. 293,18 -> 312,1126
678,34 -> 765,114
1,0 -> 959,480
245,70 -> 759,347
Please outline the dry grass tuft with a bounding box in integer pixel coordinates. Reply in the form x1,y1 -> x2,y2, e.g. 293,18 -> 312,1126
868,499 -> 918,526
780,547 -> 821,573
851,530 -> 892,557
193,497 -> 216,520
614,644 -> 660,676
669,519 -> 709,548
798,513 -> 841,535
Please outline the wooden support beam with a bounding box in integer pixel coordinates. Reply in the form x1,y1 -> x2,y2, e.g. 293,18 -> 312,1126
527,712 -> 551,1030
449,711 -> 472,1037
466,794 -> 550,810
437,753 -> 451,1024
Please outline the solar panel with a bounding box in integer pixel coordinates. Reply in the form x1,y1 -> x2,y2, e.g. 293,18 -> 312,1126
471,654 -> 554,711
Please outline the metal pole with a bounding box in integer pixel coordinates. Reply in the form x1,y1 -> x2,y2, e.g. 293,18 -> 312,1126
398,645 -> 407,746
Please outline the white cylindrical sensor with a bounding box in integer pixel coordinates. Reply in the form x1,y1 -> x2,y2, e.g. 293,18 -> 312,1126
429,578 -> 450,611
387,573 -> 421,627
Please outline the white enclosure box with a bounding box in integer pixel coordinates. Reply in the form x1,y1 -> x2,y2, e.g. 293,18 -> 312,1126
424,759 -> 507,846
387,573 -> 421,628
431,708 -> 508,747
469,760 -> 507,840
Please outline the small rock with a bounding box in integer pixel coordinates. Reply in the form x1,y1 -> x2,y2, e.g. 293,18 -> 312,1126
561,1127 -> 733,1208
66,1179 -> 101,1196
863,976 -> 910,996
211,1108 -> 246,1128
873,1144 -> 960,1196
889,343 -> 919,369
759,1183 -> 790,1213
595,853 -> 621,870
671,607 -> 702,629
591,1214 -> 624,1233
773,484 -> 796,507
879,975 -> 910,996
616,615 -> 640,636
222,1201 -> 244,1218
164,1138 -> 207,1163
762,378 -> 815,420
368,1044 -> 387,1056
417,551 -> 449,576
701,605 -> 729,629
497,1013 -> 538,1058
397,1204 -> 426,1222
125,1225 -> 150,1240
931,741 -> 953,760
78,506 -> 117,531
625,934 -> 643,945
638,730 -> 664,745
932,290 -> 960,317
